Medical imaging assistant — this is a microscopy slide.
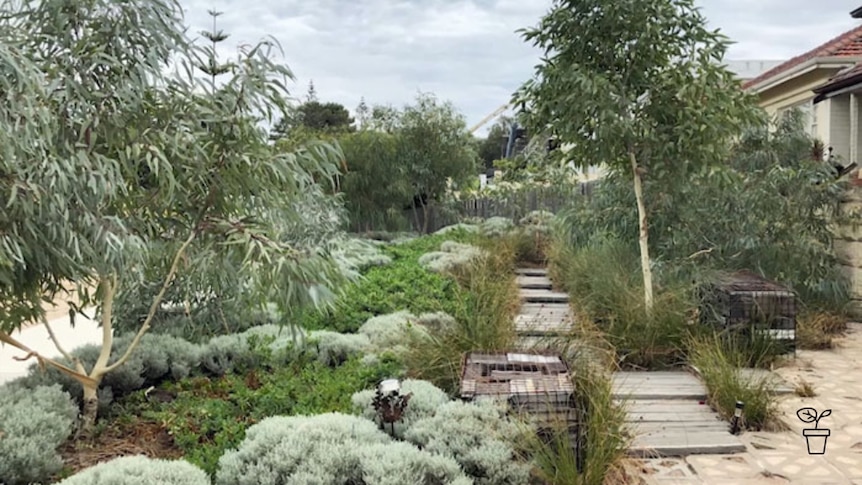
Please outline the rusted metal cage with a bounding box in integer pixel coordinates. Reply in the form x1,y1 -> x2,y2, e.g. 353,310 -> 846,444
460,351 -> 584,470
697,270 -> 797,351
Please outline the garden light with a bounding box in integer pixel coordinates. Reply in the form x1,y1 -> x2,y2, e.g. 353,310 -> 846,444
730,400 -> 744,435
372,378 -> 412,436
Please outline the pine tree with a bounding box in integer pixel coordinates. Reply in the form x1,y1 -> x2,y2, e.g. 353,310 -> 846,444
355,97 -> 369,129
197,9 -> 233,88
306,80 -> 318,102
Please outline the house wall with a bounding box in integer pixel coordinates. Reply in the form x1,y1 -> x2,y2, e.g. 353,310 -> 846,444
830,94 -> 852,161
836,187 -> 862,316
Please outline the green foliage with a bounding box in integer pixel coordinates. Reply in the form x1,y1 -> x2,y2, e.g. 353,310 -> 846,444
528,364 -> 629,485
405,239 -> 518,392
301,233 -> 472,333
558,111 -> 852,309
547,236 -> 693,369
399,93 -> 479,232
515,0 -> 760,307
687,334 -> 778,430
515,0 -> 759,177
115,354 -> 403,476
55,456 -> 209,485
477,117 -> 513,171
271,100 -> 355,139
338,130 -> 413,231
0,384 -> 79,485
10,332 -> 205,411
0,1 -> 349,417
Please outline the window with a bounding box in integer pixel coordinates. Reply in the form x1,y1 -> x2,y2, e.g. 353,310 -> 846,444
778,99 -> 816,136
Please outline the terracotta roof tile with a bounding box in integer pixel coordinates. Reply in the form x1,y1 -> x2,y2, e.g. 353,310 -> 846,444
742,25 -> 862,90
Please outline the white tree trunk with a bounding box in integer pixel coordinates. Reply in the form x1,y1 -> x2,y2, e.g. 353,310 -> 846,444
629,151 -> 654,312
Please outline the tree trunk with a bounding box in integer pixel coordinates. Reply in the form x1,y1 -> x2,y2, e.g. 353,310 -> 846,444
629,151 -> 654,312
421,201 -> 430,234
78,382 -> 100,437
410,199 -> 421,232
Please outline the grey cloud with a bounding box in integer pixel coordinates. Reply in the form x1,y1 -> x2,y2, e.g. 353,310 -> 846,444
177,0 -> 860,132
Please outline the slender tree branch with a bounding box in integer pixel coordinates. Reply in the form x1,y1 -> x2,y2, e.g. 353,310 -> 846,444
43,316 -> 73,362
0,331 -> 97,386
104,229 -> 197,373
91,273 -> 116,377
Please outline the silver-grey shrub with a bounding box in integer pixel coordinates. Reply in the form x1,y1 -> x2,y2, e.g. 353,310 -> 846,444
216,413 -> 472,485
306,330 -> 370,366
351,379 -> 450,439
55,455 -> 210,485
0,384 -> 78,485
404,400 -> 532,485
8,332 -> 203,411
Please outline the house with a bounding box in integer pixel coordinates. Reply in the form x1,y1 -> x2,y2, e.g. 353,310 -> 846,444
742,22 -> 862,164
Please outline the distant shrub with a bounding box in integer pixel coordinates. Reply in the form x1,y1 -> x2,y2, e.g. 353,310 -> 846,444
405,400 -> 531,485
0,384 -> 78,485
351,379 -> 451,438
419,241 -> 485,273
434,223 -> 480,235
330,237 -> 393,279
55,456 -> 210,485
307,330 -> 371,366
215,413 -> 470,485
415,311 -> 458,333
358,311 -> 431,349
480,217 -> 515,237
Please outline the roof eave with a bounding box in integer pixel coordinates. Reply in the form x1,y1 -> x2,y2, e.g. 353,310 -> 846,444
745,56 -> 862,94
852,6 -> 862,18
814,76 -> 862,103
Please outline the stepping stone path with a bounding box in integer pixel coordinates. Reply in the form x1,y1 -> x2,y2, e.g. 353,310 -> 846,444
512,267 -> 746,457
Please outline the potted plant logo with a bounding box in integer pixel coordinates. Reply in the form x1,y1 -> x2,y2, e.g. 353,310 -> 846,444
797,407 -> 831,455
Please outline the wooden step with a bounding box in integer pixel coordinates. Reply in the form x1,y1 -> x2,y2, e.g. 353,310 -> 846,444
516,275 -> 553,290
515,313 -> 574,336
520,289 -> 569,304
628,431 -> 745,456
515,268 -> 548,277
612,371 -> 707,400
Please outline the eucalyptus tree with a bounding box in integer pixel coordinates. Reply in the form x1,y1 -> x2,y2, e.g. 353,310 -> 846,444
514,0 -> 760,310
0,0 -> 343,432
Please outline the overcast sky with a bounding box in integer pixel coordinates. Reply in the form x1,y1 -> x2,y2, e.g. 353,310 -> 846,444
180,0 -> 859,134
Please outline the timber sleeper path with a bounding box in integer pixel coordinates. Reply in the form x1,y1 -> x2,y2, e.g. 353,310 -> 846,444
513,267 -> 746,457
613,371 -> 745,456
513,268 -> 574,339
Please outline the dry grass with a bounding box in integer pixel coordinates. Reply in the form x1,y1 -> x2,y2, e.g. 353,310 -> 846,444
795,379 -> 817,397
797,311 -> 847,350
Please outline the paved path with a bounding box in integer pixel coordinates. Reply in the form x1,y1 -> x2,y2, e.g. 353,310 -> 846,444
0,308 -> 101,385
637,323 -> 862,484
